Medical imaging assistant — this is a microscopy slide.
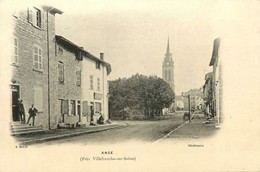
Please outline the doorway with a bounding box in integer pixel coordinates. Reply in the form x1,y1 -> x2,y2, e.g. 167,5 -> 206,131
90,105 -> 94,122
11,85 -> 20,121
77,100 -> 81,122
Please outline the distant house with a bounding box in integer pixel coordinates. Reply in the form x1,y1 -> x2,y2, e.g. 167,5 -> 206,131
176,100 -> 184,110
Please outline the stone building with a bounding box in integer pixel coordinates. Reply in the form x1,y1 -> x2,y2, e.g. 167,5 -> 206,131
209,38 -> 223,123
10,6 -> 112,132
81,49 -> 111,125
53,35 -> 111,128
203,38 -> 223,124
51,35 -> 83,129
11,6 -> 63,130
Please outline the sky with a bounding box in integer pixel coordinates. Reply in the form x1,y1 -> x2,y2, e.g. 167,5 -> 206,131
53,0 -> 220,95
5,0 -> 260,95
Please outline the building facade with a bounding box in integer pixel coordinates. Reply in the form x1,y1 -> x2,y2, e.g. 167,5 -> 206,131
11,6 -> 62,129
11,6 -> 112,130
203,38 -> 223,124
209,38 -> 223,123
81,51 -> 111,125
203,72 -> 213,115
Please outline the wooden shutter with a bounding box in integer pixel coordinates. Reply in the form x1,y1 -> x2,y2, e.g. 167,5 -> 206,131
62,100 -> 68,114
33,87 -> 43,111
76,71 -> 81,86
41,10 -> 45,29
58,62 -> 64,83
28,8 -> 33,23
82,101 -> 88,116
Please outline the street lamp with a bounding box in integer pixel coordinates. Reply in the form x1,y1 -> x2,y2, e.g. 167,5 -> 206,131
181,92 -> 191,122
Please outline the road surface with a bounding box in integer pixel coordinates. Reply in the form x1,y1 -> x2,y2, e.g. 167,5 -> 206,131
40,112 -> 186,145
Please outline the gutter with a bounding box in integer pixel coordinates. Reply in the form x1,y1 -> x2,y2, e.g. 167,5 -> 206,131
46,7 -> 54,130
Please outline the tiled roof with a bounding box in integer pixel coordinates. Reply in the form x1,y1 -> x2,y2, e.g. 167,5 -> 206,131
55,35 -> 112,74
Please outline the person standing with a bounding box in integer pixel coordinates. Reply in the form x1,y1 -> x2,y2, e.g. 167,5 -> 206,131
18,99 -> 25,123
27,104 -> 38,126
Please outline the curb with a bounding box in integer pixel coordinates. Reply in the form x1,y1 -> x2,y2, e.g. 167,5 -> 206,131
154,121 -> 189,143
19,124 -> 127,145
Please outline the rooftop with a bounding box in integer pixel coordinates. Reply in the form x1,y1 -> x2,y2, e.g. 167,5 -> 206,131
55,35 -> 112,75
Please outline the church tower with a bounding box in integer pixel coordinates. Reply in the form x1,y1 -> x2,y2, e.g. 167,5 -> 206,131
162,38 -> 175,92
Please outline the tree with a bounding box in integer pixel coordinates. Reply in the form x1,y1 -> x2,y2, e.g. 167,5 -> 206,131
109,74 -> 175,119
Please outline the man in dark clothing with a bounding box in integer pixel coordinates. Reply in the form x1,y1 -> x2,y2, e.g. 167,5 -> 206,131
27,104 -> 38,126
97,115 -> 104,125
18,99 -> 25,123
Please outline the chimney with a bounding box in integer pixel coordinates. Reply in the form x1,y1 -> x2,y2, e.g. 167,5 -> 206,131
100,53 -> 104,60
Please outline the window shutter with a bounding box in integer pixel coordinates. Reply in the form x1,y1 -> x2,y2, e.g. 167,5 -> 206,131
82,101 -> 88,116
62,100 -> 69,114
41,11 -> 45,29
28,8 -> 33,23
76,51 -> 83,60
33,87 -> 43,111
58,63 -> 64,83
76,71 -> 81,86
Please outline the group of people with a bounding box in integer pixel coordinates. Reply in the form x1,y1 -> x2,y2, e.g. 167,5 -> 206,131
204,106 -> 213,120
17,99 -> 38,126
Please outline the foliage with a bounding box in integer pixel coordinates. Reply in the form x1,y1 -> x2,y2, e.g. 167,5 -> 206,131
109,73 -> 175,119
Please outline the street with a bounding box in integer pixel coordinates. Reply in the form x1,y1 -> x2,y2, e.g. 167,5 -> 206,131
39,112 -> 187,145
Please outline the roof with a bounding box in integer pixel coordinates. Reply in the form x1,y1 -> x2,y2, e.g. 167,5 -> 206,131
42,6 -> 63,14
209,38 -> 221,66
55,35 -> 112,75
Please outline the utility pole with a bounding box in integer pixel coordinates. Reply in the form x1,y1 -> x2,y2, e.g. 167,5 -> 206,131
188,94 -> 191,121
182,92 -> 191,122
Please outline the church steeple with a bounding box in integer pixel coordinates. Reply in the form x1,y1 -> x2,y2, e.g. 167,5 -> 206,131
162,37 -> 175,112
166,37 -> 170,56
162,37 -> 175,92
164,37 -> 173,63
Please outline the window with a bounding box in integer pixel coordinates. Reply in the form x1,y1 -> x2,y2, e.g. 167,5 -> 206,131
76,70 -> 81,86
58,46 -> 63,55
97,78 -> 100,91
58,62 -> 64,83
33,46 -> 43,71
36,9 -> 41,27
90,75 -> 93,90
76,51 -> 83,61
28,7 -> 44,28
13,38 -> 19,65
34,87 -> 43,112
95,102 -> 102,113
77,101 -> 81,116
70,100 -> 76,115
96,61 -> 101,69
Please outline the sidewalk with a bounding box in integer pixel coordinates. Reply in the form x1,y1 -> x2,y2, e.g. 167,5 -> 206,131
14,122 -> 127,145
166,113 -> 220,140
